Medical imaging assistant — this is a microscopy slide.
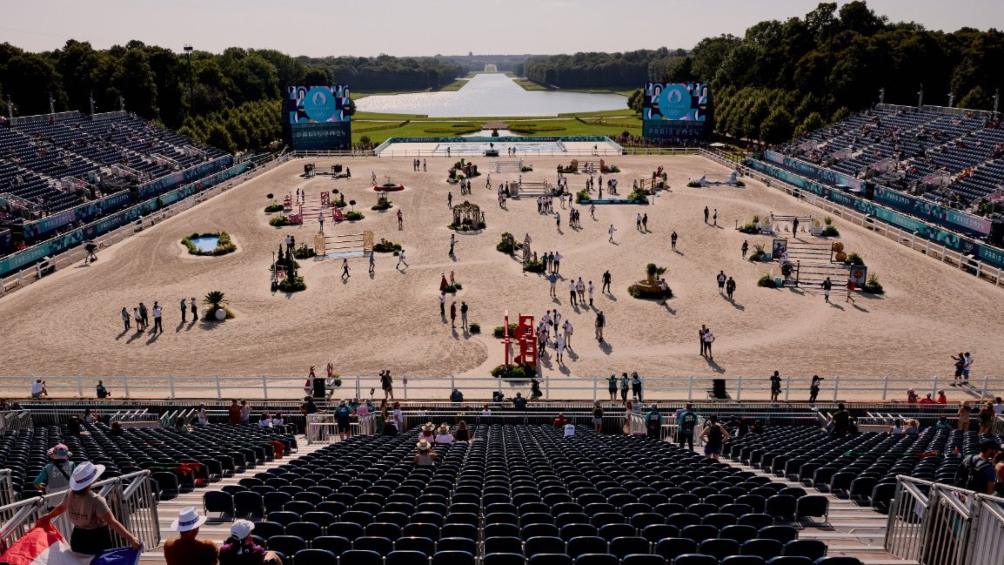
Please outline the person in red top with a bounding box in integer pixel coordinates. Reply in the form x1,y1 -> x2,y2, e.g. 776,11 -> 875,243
228,400 -> 241,425
553,413 -> 567,427
919,393 -> 935,405
937,390 -> 948,404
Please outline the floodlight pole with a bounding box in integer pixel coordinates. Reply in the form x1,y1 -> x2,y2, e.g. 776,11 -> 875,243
184,44 -> 194,116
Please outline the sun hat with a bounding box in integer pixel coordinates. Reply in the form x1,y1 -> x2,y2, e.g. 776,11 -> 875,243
170,507 -> 208,532
47,444 -> 71,460
231,519 -> 255,539
416,439 -> 431,452
438,424 -> 451,435
422,422 -> 435,432
69,461 -> 105,491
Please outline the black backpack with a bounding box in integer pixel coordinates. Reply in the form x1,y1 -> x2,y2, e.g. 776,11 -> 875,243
956,455 -> 992,491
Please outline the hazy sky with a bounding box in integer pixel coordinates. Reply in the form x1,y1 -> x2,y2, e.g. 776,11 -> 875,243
4,0 -> 1003,57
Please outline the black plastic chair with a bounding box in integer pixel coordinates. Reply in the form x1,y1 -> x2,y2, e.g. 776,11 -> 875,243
525,536 -> 565,557
204,491 -> 234,518
783,540 -> 826,560
251,521 -> 284,541
699,537 -> 741,559
485,536 -> 525,555
655,538 -> 697,561
765,557 -> 812,565
567,536 -> 608,558
340,549 -> 384,565
741,539 -> 784,560
386,550 -> 431,565
758,526 -> 798,544
432,550 -> 474,565
354,536 -> 393,556
267,535 -> 307,556
610,536 -> 650,558
529,554 -> 572,565
286,521 -> 323,540
293,548 -> 336,565
621,555 -> 665,565
484,553 -> 527,565
437,537 -> 476,554
720,556 -> 766,565
312,536 -> 351,556
573,554 -> 619,565
670,554 -> 717,565
395,536 -> 435,556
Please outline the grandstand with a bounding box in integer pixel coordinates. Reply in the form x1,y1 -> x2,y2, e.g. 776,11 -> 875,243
775,104 -> 1004,216
0,111 -> 230,258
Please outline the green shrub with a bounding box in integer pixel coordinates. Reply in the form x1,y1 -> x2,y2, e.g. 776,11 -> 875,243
269,215 -> 292,227
749,243 -> 769,262
497,232 -> 516,255
371,199 -> 393,211
493,323 -> 519,338
575,189 -> 591,204
844,253 -> 864,265
687,179 -> 702,188
292,243 -> 316,259
264,203 -> 284,213
628,282 -> 672,300
757,273 -> 778,288
491,363 -> 537,380
278,275 -> 306,292
449,219 -> 485,231
824,216 -> 833,226
863,273 -> 884,294
821,225 -> 840,237
738,223 -> 759,234
469,323 -> 481,334
442,283 -> 463,294
626,190 -> 649,204
373,239 -> 402,253
345,210 -> 365,222
523,259 -> 546,273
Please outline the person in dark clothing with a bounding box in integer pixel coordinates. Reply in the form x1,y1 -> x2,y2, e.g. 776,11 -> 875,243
769,371 -> 782,401
645,405 -> 662,439
832,403 -> 850,436
809,375 -> 823,403
512,393 -> 527,410
677,404 -> 697,451
701,415 -> 729,460
956,438 -> 999,494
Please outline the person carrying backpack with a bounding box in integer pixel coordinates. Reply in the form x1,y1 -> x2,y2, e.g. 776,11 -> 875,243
956,438 -> 999,494
645,405 -> 662,439
677,403 -> 697,451
33,444 -> 75,501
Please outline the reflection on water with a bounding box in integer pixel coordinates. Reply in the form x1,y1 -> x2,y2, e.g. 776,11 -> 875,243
190,236 -> 220,253
356,73 -> 627,117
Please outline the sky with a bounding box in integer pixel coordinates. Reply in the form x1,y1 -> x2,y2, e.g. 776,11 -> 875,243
4,0 -> 1003,57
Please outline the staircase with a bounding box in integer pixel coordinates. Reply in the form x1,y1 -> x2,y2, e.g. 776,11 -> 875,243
724,454 -> 916,565
140,435 -> 331,564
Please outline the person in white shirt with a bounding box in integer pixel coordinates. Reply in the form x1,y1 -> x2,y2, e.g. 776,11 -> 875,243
271,413 -> 285,427
196,404 -> 209,426
562,319 -> 573,349
563,423 -> 576,438
608,224 -> 617,243
258,414 -> 273,428
31,379 -> 47,399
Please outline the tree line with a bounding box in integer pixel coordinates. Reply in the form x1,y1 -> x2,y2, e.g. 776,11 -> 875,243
516,49 -> 674,88
0,41 -> 461,152
629,2 -> 1003,143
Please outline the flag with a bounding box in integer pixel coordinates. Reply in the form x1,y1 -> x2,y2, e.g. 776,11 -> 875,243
0,524 -> 140,565
0,524 -> 84,565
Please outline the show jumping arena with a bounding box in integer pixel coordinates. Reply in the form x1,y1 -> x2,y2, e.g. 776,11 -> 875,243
2,153 -> 1003,401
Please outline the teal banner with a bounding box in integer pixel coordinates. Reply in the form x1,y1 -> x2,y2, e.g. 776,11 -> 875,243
1,160 -> 252,278
746,159 -> 1003,269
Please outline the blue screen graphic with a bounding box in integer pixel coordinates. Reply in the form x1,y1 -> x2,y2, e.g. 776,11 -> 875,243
642,82 -> 708,123
287,85 -> 351,124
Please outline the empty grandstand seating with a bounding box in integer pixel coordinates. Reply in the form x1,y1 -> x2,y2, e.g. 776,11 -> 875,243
722,424 -> 1001,513
0,110 -> 227,254
0,421 -> 294,500
777,104 -> 1004,212
201,424 -> 861,565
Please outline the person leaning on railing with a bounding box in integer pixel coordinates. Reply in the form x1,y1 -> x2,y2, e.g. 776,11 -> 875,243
37,462 -> 142,555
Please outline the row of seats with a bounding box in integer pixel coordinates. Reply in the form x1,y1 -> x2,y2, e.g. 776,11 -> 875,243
202,425 -> 849,565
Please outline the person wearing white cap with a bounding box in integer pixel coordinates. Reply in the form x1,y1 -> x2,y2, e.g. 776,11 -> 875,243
37,461 -> 142,554
219,519 -> 282,565
164,507 -> 218,565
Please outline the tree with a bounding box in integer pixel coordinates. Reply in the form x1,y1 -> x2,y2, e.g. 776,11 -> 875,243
795,111 -> 826,137
760,108 -> 794,144
205,123 -> 235,152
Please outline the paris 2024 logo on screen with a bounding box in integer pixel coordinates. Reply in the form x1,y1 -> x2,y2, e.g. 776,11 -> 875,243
287,85 -> 351,124
643,82 -> 708,123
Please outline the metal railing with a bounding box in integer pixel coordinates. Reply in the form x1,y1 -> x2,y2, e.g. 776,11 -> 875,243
1,374 -> 996,402
0,470 -> 158,552
885,475 -> 1004,565
744,159 -> 1004,288
0,470 -> 14,508
0,410 -> 32,433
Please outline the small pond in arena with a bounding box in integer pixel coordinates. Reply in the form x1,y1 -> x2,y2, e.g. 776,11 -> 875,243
189,236 -> 220,254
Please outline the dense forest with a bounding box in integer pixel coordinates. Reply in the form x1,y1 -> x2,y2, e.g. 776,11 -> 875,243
296,56 -> 464,91
625,2 -> 1004,143
517,49 -> 673,88
0,42 -> 460,152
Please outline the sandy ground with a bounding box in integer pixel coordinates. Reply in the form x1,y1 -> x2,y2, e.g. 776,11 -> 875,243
1,155 -> 1002,400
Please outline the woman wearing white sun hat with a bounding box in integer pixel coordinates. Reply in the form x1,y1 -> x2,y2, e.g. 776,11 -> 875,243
219,519 -> 282,565
164,507 -> 218,565
37,461 -> 142,555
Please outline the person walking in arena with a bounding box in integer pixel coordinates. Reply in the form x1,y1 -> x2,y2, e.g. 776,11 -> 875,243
179,298 -> 187,323
726,276 -> 736,301
594,310 -> 606,342
342,258 -> 350,280
152,301 -> 163,334
120,307 -> 130,331
741,240 -> 749,259
396,248 -> 408,270
602,270 -> 612,294
397,209 -> 403,230
369,251 -> 375,275
671,230 -> 678,250
190,297 -> 198,321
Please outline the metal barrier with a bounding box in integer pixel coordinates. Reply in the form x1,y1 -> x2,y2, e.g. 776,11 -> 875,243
0,470 -> 157,552
0,410 -> 32,433
0,470 -> 14,509
2,374 -> 996,402
885,475 -> 1004,565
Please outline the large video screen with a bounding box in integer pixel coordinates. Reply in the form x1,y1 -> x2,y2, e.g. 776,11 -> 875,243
284,85 -> 352,150
286,85 -> 351,124
642,82 -> 709,122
